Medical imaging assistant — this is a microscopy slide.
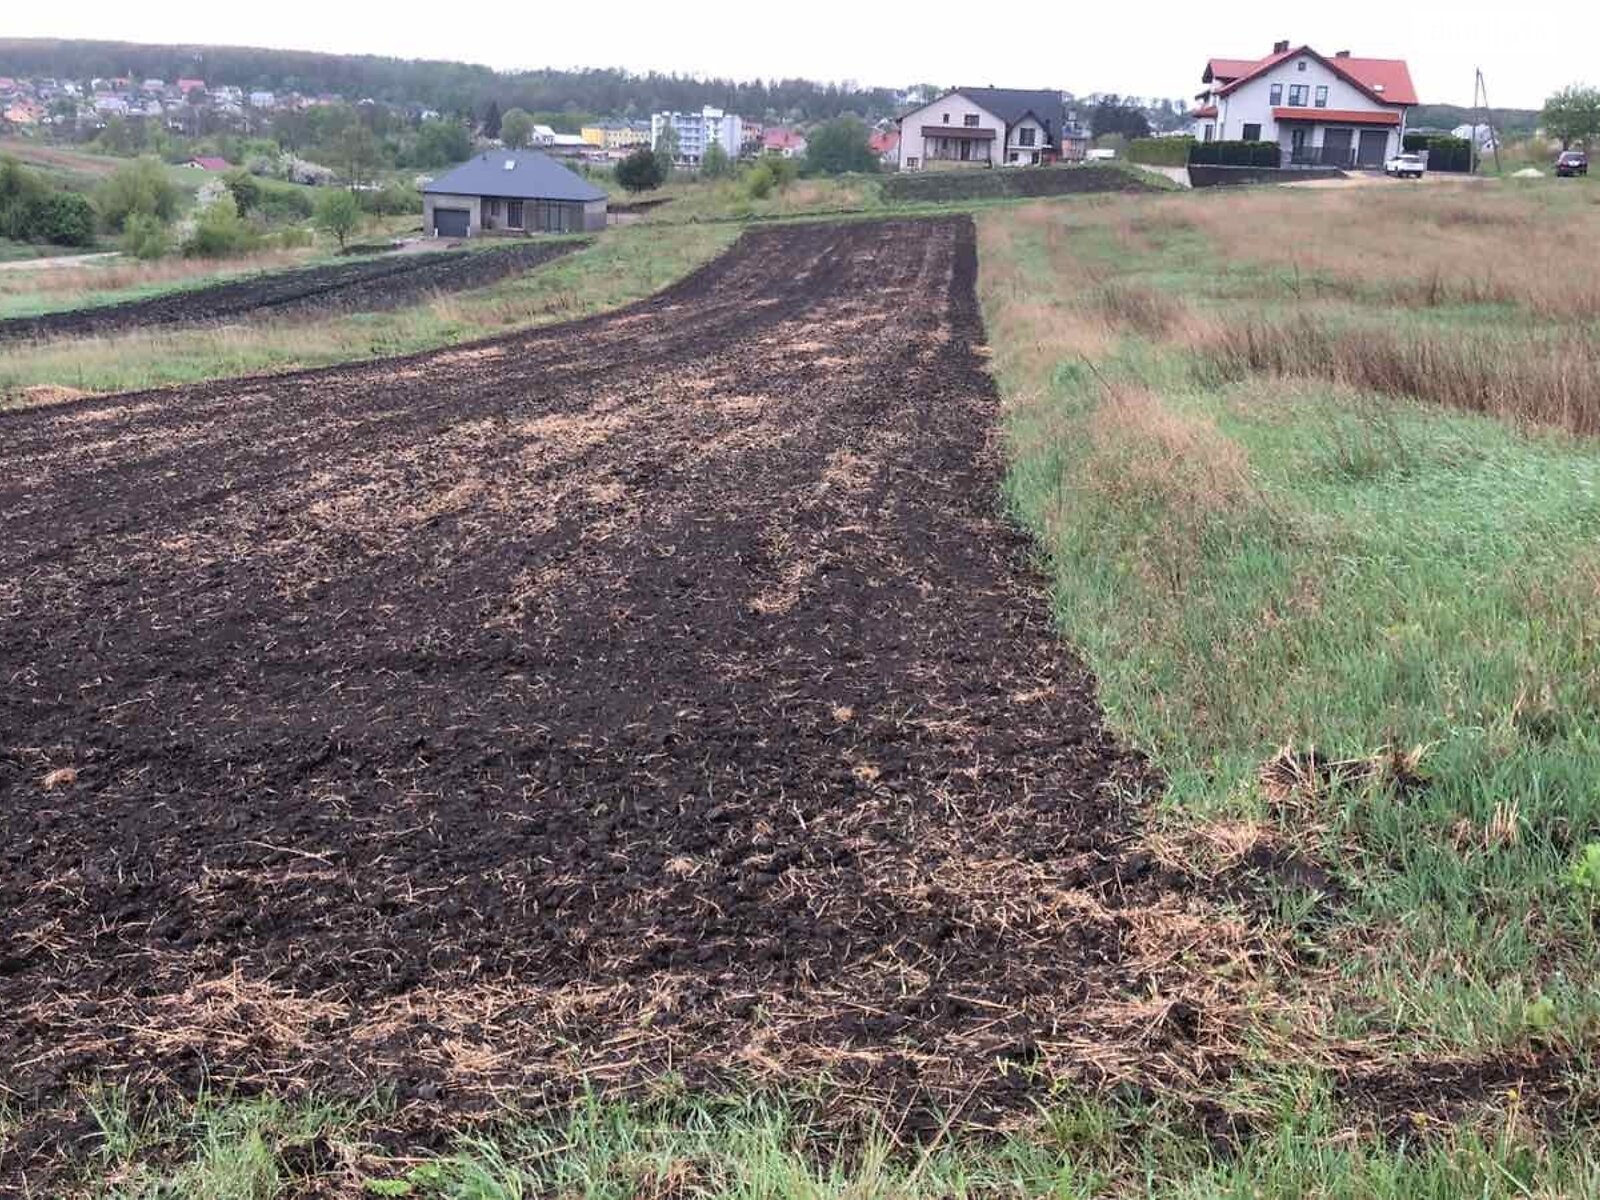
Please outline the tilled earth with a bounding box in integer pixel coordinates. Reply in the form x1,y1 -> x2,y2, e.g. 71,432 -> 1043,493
1,217 -> 1213,1177
0,240 -> 581,344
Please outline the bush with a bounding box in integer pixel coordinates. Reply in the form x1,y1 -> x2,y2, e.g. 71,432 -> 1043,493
256,183 -> 314,225
743,161 -> 777,199
120,212 -> 170,259
615,146 -> 664,193
1128,137 -> 1195,167
32,191 -> 96,247
803,117 -> 879,175
184,194 -> 259,257
97,157 -> 183,232
1189,140 -> 1281,167
358,183 -> 422,216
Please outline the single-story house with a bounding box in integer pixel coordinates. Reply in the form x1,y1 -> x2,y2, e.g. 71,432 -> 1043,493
868,129 -> 900,166
422,150 -> 608,237
186,155 -> 232,171
1188,42 -> 1418,168
896,87 -> 1068,170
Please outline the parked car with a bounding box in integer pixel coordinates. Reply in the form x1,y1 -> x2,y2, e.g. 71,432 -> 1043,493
1556,151 -> 1589,177
1384,152 -> 1426,179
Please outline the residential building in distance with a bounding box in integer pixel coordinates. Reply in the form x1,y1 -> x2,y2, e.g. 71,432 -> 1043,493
651,106 -> 743,167
896,87 -> 1068,170
423,149 -> 608,237
869,129 -> 899,165
762,126 -> 807,158
581,121 -> 651,150
186,155 -> 233,171
1188,41 -> 1417,167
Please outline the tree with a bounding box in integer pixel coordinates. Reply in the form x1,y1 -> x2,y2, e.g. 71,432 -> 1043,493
223,167 -> 262,216
481,99 -> 502,139
653,122 -> 680,178
1541,84 -> 1600,149
700,140 -> 732,178
500,107 -> 535,149
412,118 -> 472,168
803,117 -> 878,174
335,123 -> 380,190
615,145 -> 664,192
1090,96 -> 1152,140
96,158 -> 182,232
313,188 -> 362,249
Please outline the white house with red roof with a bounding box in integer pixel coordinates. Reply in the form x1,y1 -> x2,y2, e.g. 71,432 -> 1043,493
1189,41 -> 1418,168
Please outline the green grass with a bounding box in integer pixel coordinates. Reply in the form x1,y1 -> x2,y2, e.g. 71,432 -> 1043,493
980,190 -> 1600,1062
0,223 -> 734,402
47,1082 -> 1600,1198
0,237 -> 107,262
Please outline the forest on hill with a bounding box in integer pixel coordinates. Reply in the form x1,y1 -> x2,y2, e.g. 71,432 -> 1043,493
0,38 -> 903,121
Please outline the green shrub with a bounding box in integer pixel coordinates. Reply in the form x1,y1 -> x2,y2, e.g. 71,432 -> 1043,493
32,191 -> 97,246
120,212 -> 170,259
743,162 -> 776,199
184,194 -> 259,257
615,146 -> 664,193
255,183 -> 314,225
358,183 -> 422,216
97,157 -> 183,232
223,168 -> 262,216
1128,137 -> 1195,167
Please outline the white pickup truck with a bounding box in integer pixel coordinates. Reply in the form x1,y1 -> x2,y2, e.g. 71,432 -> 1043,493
1384,152 -> 1426,179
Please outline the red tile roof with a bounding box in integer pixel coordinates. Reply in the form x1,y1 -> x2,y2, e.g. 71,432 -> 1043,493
762,127 -> 806,150
188,156 -> 232,170
1191,105 -> 1218,119
868,130 -> 899,155
1211,47 -> 1418,107
1272,107 -> 1400,126
1204,58 -> 1261,83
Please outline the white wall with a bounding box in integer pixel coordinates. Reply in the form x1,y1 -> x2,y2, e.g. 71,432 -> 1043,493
898,93 -> 1003,170
1004,115 -> 1048,164
1221,56 -> 1388,137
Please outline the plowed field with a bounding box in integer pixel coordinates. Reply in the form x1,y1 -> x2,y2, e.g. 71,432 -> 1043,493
1,217 -> 1181,1177
0,240 -> 581,344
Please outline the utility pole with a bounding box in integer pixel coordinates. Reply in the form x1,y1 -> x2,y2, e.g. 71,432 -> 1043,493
1472,68 -> 1503,175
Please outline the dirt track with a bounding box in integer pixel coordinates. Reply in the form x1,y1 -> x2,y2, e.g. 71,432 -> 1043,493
0,217 -> 1188,1176
0,240 -> 581,344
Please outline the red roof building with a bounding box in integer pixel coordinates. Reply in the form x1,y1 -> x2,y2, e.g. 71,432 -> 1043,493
1189,41 -> 1417,168
186,156 -> 232,171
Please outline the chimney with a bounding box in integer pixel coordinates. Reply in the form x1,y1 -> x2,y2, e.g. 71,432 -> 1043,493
1273,39 -> 1290,53
1335,49 -> 1351,58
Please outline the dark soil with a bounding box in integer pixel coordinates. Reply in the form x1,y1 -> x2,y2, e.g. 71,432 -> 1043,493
0,239 -> 583,344
0,216 -> 1179,1181
880,163 -> 1163,204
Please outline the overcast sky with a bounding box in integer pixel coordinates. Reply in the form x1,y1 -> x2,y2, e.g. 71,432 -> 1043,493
7,2 -> 1594,109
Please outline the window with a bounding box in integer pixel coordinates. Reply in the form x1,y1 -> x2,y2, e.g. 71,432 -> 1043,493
507,199 -> 523,228
1018,126 -> 1035,146
942,112 -> 950,123
1242,122 -> 1262,141
963,113 -> 980,127
1203,123 -> 1214,142
1297,60 -> 1308,71
1315,85 -> 1329,108
1288,84 -> 1308,107
906,156 -> 918,168
1269,83 -> 1283,105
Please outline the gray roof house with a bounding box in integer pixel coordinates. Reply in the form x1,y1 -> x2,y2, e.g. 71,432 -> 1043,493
422,150 -> 608,238
895,87 -> 1069,169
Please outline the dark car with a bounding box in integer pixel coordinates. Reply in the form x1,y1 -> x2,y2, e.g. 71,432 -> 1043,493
1557,151 -> 1589,177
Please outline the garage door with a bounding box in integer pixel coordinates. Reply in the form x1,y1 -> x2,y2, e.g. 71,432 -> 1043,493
433,207 -> 469,238
1357,130 -> 1388,168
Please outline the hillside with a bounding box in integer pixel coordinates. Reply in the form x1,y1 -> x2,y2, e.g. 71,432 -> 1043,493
1410,102 -> 1541,135
0,37 -> 900,121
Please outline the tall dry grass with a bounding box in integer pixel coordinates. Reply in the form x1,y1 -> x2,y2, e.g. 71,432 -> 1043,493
1173,185 -> 1600,319
0,248 -> 318,304
1208,315 -> 1600,436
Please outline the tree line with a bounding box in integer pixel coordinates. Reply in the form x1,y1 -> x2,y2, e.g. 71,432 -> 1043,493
0,38 -> 901,122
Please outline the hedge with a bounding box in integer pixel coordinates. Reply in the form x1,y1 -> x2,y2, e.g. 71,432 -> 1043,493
1128,137 -> 1194,166
1403,134 -> 1473,172
1189,140 -> 1281,167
